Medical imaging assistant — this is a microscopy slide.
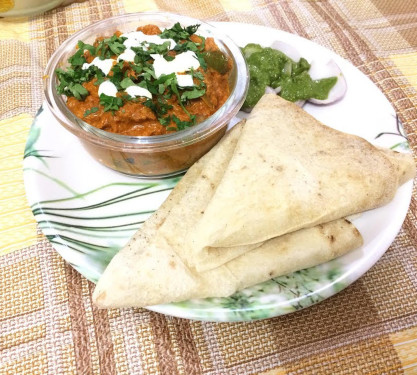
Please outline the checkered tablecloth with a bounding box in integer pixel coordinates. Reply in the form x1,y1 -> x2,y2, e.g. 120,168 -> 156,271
1,0 -> 416,374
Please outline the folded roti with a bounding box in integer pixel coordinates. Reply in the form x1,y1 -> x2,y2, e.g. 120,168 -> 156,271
155,121 -> 263,270
93,94 -> 415,308
188,94 -> 415,271
93,122 -> 247,308
93,121 -> 363,308
93,214 -> 362,308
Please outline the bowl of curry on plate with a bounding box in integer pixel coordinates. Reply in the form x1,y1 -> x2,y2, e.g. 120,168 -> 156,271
44,12 -> 249,177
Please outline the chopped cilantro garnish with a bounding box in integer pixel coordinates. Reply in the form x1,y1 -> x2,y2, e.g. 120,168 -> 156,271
55,22 -> 224,132
95,35 -> 126,59
143,97 -> 173,116
68,48 -> 86,67
172,114 -> 195,130
58,81 -> 89,100
129,61 -> 143,75
180,68 -> 207,102
159,23 -> 200,42
158,116 -> 171,126
190,68 -> 205,81
147,41 -> 172,55
108,40 -> 125,56
174,41 -> 199,53
77,40 -> 96,55
147,73 -> 176,95
56,65 -> 101,98
99,94 -> 123,112
157,97 -> 173,115
195,53 -> 207,71
143,98 -> 157,112
120,77 -> 135,89
83,107 -> 99,117
181,86 -> 206,101
70,83 -> 88,100
109,61 -> 127,89
142,66 -> 156,81
137,80 -> 148,89
164,55 -> 175,62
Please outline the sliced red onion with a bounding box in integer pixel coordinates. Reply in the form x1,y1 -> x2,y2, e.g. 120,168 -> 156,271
270,41 -> 303,62
264,86 -> 276,94
308,59 -> 347,105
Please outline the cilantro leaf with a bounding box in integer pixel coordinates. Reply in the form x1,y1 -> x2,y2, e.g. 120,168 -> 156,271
174,41 -> 199,53
147,41 -> 172,55
83,107 -> 99,117
142,66 -> 156,81
120,77 -> 135,89
157,97 -> 173,115
129,61 -> 143,75
109,61 -> 126,89
137,80 -> 148,89
158,116 -> 171,126
68,48 -> 86,67
181,87 -> 206,101
143,97 -> 172,116
152,72 -> 176,94
99,94 -> 123,112
96,35 -> 126,59
143,99 -> 157,112
172,114 -> 195,130
195,52 -> 207,71
77,40 -> 96,55
68,83 -> 89,100
159,22 -> 200,42
190,68 -> 205,82
108,40 -> 125,56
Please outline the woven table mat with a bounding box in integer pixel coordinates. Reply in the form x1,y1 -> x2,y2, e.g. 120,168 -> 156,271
1,0 -> 417,374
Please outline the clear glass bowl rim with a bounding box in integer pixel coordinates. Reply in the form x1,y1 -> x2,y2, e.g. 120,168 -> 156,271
44,12 -> 249,152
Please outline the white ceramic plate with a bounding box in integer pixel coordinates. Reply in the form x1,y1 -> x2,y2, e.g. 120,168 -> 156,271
23,23 -> 412,322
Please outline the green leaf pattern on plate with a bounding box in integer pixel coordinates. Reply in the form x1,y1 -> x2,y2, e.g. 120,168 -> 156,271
375,114 -> 410,151
30,179 -> 179,282
156,263 -> 346,321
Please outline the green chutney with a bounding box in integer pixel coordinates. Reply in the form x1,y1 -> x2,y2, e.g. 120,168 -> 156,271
242,43 -> 337,109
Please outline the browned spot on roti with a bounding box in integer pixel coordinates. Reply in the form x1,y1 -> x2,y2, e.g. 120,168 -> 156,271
169,260 -> 176,269
274,165 -> 284,172
257,152 -> 267,163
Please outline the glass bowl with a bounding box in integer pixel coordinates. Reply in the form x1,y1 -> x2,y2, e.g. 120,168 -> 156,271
44,12 -> 249,178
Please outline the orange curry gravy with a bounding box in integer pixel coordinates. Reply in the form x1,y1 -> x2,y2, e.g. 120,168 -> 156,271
65,24 -> 232,136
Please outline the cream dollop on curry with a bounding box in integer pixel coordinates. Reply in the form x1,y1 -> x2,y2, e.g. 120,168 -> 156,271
57,23 -> 232,136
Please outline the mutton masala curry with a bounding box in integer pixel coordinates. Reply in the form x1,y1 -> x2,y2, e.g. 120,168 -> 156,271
56,23 -> 232,136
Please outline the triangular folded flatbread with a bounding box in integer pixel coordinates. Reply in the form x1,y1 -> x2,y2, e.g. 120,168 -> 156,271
93,94 -> 415,308
94,211 -> 362,308
188,94 -> 415,271
93,124 -> 363,308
